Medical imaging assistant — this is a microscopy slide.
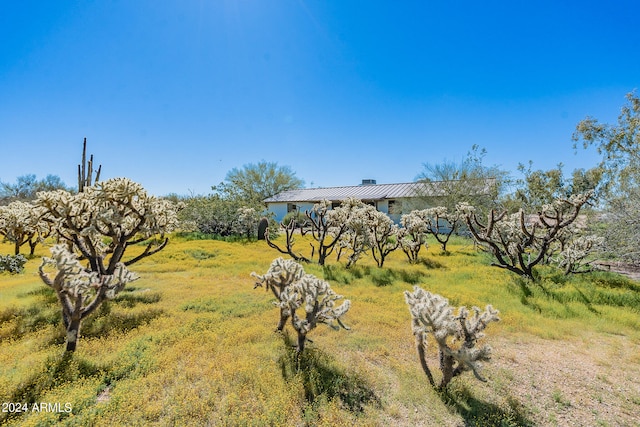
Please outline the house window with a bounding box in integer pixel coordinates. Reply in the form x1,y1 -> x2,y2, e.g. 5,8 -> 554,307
331,201 -> 341,209
388,199 -> 400,214
287,203 -> 297,213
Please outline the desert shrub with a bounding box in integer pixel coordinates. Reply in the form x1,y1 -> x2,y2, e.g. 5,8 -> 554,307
282,210 -> 308,227
0,253 -> 27,274
178,195 -> 241,236
179,196 -> 274,240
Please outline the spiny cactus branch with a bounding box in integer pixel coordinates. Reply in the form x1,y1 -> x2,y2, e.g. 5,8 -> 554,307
264,222 -> 310,263
405,286 -> 499,389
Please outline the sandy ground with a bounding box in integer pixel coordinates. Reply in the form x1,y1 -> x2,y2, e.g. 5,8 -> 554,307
487,333 -> 640,426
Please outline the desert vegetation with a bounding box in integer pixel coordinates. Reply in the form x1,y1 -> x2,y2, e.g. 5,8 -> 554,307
405,286 -> 500,389
1,234 -> 639,426
253,257 -> 351,354
1,94 -> 640,426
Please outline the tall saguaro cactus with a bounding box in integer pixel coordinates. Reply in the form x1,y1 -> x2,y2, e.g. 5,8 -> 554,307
78,137 -> 102,192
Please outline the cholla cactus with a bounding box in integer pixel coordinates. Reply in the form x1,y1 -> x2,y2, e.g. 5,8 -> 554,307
337,201 -> 372,267
39,245 -> 138,351
37,178 -> 180,270
333,201 -> 400,268
0,201 -> 47,255
280,274 -> 351,353
422,207 -> 462,252
253,258 -> 350,353
266,198 -> 401,267
264,220 -> 311,263
328,198 -> 363,224
252,257 -> 306,330
35,177 -> 180,351
302,198 -> 370,265
460,193 -> 594,280
399,207 -> 462,256
365,208 -> 400,268
399,211 -> 429,262
554,234 -> 604,274
455,202 -> 476,217
304,199 -> 355,265
404,286 -> 499,388
233,207 -> 260,238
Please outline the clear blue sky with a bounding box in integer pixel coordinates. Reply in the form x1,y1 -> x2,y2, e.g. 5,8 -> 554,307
1,1 -> 638,196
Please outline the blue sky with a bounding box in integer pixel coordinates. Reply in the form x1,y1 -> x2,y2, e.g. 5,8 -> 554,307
1,1 -> 638,196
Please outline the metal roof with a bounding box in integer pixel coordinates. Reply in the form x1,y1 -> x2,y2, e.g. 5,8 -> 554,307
263,181 -> 474,203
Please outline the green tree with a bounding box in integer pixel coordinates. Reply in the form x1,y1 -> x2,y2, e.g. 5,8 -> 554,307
0,174 -> 71,204
573,91 -> 640,194
512,162 -> 566,210
573,91 -> 640,262
502,162 -> 603,213
213,161 -> 304,207
416,145 -> 508,214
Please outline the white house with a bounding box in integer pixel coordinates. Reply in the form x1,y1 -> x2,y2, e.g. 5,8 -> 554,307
264,179 -> 476,223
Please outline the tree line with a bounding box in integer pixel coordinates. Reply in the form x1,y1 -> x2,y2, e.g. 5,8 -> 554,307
2,92 -> 638,266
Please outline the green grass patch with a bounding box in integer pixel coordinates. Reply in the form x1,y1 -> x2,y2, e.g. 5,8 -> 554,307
0,237 -> 639,426
183,249 -> 218,260
181,294 -> 265,318
278,331 -> 380,413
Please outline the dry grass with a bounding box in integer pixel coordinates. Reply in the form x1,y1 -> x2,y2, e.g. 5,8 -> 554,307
0,235 -> 639,426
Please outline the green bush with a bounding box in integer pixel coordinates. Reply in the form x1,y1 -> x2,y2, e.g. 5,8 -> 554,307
0,253 -> 27,274
282,210 -> 309,227
178,195 -> 242,236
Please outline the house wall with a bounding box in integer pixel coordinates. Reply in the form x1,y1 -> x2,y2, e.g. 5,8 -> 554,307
294,203 -> 316,217
267,202 -> 316,223
267,203 -> 288,223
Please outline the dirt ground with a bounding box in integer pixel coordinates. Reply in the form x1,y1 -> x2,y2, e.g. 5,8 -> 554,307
595,261 -> 640,281
487,333 -> 640,426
